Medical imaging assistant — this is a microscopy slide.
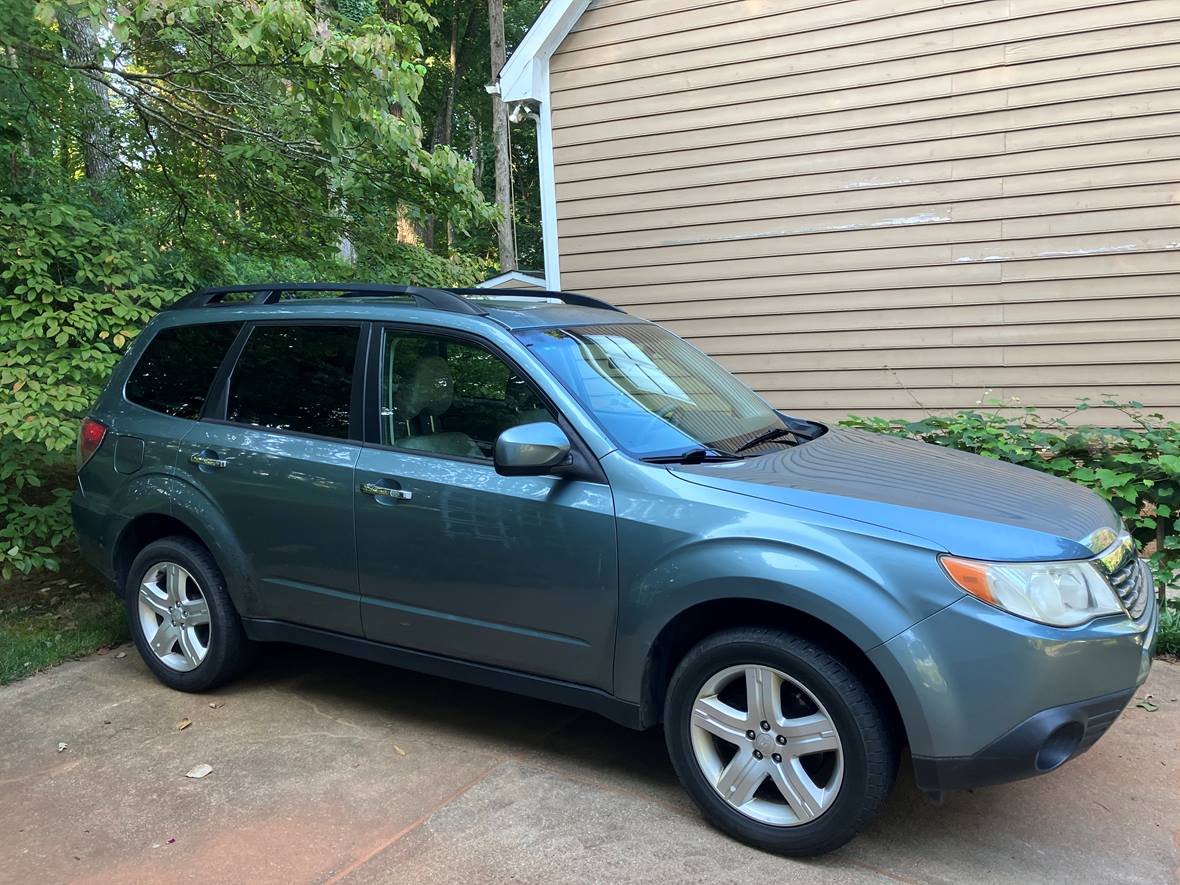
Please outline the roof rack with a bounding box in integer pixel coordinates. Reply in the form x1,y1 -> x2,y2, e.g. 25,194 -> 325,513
450,287 -> 624,313
173,282 -> 488,315
172,281 -> 623,316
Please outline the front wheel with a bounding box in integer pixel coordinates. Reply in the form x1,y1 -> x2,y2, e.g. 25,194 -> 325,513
664,627 -> 897,856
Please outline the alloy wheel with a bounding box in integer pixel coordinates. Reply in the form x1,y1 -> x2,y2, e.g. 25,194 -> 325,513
137,561 -> 211,672
689,664 -> 844,826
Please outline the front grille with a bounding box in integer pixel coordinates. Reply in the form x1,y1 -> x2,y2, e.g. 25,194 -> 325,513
1104,550 -> 1150,621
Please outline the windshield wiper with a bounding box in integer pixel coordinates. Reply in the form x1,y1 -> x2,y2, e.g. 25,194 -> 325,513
642,448 -> 745,464
734,426 -> 798,453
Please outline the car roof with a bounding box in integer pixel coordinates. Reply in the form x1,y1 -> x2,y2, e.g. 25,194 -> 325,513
165,283 -> 647,332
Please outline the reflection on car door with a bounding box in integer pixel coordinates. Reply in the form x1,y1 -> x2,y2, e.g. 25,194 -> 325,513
181,323 -> 364,635
354,327 -> 618,689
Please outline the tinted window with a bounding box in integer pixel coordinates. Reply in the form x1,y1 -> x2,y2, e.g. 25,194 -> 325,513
381,330 -> 554,459
125,323 -> 241,419
227,325 -> 358,439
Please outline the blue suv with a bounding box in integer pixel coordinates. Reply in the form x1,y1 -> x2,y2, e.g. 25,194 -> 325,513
72,283 -> 1158,855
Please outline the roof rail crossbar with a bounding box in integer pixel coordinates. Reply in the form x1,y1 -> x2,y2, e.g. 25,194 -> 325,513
448,287 -> 624,314
174,282 -> 487,315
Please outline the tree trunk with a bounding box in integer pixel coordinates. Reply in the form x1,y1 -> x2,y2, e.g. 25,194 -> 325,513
57,8 -> 117,182
488,0 -> 515,272
427,4 -> 480,251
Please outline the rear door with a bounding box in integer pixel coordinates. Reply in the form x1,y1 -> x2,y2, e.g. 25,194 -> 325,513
116,320 -> 244,490
180,321 -> 366,635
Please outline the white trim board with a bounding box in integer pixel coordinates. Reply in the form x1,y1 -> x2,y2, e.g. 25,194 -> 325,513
475,270 -> 548,289
498,0 -> 592,291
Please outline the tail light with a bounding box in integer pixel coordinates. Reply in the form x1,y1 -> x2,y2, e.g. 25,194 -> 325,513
77,417 -> 108,470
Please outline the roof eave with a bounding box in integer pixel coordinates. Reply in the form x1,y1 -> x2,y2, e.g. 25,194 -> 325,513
498,0 -> 592,103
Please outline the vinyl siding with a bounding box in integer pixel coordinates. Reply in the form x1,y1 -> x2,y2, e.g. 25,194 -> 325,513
547,0 -> 1180,422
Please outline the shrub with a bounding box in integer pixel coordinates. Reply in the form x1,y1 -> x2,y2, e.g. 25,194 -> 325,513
1159,599 -> 1180,658
0,199 -> 176,579
842,399 -> 1180,597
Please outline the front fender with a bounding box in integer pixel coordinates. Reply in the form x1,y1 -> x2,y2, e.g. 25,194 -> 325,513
614,532 -> 957,703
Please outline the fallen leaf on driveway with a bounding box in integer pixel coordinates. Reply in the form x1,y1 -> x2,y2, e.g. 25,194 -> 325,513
185,764 -> 213,779
176,718 -> 193,731
57,742 -> 68,753
393,745 -> 407,756
115,651 -> 126,659
1136,700 -> 1159,712
208,702 -> 224,709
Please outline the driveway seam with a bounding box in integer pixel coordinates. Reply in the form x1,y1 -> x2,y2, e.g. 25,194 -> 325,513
325,715 -> 588,882
323,760 -> 507,885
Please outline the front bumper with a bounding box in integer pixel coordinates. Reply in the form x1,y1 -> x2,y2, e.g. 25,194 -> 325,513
870,588 -> 1157,793
910,686 -> 1135,794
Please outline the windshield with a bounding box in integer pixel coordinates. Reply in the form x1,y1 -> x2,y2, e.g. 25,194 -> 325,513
516,323 -> 786,458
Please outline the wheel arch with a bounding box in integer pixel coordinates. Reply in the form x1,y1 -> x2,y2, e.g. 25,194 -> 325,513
636,598 -> 907,751
111,476 -> 255,614
113,512 -> 209,591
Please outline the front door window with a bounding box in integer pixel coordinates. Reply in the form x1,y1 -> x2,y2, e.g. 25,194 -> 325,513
380,330 -> 555,459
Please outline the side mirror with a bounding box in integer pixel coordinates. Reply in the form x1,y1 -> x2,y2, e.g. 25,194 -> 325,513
494,421 -> 571,476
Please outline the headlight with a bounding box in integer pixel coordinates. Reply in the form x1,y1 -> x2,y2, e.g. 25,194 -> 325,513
940,555 -> 1123,627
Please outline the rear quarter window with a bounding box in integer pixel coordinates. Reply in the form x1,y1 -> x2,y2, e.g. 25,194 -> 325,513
125,322 -> 242,419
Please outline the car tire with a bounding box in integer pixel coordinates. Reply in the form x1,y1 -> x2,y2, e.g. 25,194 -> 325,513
664,626 -> 897,856
124,535 -> 251,692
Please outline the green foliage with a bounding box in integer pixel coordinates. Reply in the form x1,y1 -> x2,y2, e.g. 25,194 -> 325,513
416,0 -> 546,266
1158,599 -> 1180,658
842,399 -> 1180,595
0,199 -> 176,578
334,0 -> 376,23
221,244 -> 491,290
0,580 -> 128,684
15,0 -> 495,247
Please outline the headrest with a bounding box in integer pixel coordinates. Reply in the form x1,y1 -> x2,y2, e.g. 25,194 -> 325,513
394,356 -> 454,420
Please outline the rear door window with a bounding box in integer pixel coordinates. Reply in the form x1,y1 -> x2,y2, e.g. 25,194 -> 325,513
125,322 -> 242,419
226,324 -> 359,439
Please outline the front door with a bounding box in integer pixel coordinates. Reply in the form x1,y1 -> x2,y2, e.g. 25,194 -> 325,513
355,327 -> 617,689
180,322 -> 365,635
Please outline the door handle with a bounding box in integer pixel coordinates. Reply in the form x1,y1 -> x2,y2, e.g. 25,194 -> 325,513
189,453 -> 228,469
360,482 -> 412,501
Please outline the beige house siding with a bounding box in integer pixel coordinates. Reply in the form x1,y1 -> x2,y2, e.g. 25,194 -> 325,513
547,0 -> 1180,423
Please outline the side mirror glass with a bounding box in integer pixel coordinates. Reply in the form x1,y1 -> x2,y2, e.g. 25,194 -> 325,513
494,421 -> 571,476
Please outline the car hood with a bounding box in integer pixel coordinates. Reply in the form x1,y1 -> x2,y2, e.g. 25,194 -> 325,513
671,427 -> 1118,561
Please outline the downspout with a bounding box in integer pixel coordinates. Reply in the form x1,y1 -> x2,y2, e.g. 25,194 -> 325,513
498,83 -> 561,290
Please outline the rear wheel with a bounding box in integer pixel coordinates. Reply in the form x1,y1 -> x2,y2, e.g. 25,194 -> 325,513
125,536 -> 250,691
664,627 -> 897,856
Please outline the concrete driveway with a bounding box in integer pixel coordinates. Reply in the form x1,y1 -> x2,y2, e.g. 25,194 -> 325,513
1,645 -> 1176,885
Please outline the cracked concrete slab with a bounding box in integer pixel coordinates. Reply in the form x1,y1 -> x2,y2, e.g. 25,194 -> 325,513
1,645 -> 1176,884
